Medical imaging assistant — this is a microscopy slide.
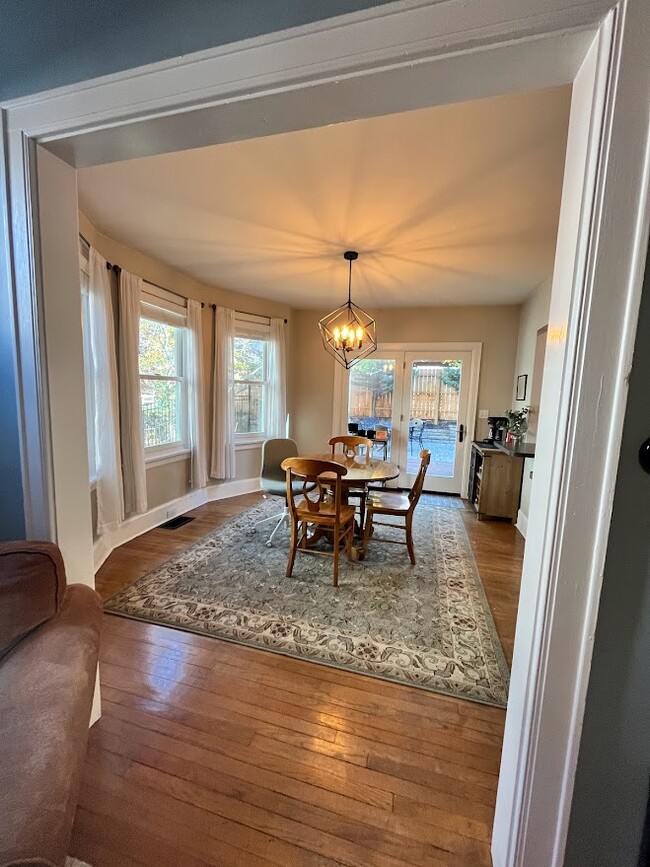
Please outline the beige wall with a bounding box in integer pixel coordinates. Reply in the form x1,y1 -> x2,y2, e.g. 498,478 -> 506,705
80,212 -> 292,517
510,277 -> 552,527
511,277 -> 552,414
291,305 -> 521,453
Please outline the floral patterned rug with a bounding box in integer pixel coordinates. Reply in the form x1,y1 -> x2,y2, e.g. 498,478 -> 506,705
105,498 -> 509,707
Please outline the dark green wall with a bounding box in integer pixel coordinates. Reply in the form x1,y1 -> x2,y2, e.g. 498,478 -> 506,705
0,0 -> 392,539
0,0 -> 394,101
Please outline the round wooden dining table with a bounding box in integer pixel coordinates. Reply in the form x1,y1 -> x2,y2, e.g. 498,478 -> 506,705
301,453 -> 400,488
299,453 -> 400,544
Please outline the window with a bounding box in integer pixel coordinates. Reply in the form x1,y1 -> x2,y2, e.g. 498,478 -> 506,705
234,320 -> 269,438
79,243 -> 96,482
138,312 -> 186,453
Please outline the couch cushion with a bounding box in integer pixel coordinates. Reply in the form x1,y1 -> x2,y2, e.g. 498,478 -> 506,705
0,543 -> 67,660
0,584 -> 102,867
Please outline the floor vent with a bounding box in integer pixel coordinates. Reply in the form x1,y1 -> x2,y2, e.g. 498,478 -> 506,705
160,515 -> 195,530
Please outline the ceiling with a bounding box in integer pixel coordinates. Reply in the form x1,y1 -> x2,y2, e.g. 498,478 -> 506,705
78,85 -> 571,310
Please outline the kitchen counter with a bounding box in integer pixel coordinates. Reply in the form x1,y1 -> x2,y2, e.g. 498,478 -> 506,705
494,440 -> 536,458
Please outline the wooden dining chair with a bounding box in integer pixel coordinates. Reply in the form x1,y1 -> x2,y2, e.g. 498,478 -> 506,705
281,458 -> 357,587
329,435 -> 373,456
361,449 -> 431,565
328,435 -> 373,528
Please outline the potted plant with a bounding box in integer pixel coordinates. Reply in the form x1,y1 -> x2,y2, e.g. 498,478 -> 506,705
504,407 -> 530,447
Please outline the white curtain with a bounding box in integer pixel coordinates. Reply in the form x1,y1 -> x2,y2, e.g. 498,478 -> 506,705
210,306 -> 236,480
185,299 -> 208,488
88,248 -> 124,535
267,317 -> 287,438
119,269 -> 148,515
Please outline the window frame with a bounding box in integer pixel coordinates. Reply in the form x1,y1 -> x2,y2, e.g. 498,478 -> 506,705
234,316 -> 270,447
138,298 -> 189,462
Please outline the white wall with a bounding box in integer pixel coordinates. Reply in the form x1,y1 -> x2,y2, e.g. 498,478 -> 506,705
510,277 -> 552,536
564,243 -> 650,867
38,149 -> 95,586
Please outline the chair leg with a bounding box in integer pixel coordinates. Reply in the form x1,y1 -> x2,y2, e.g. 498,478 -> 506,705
358,493 -> 366,533
286,517 -> 298,577
405,513 -> 416,565
333,524 -> 340,588
362,510 -> 373,557
266,506 -> 287,547
346,522 -> 355,561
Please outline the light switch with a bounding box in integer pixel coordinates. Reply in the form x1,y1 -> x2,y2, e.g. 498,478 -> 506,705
478,409 -> 489,419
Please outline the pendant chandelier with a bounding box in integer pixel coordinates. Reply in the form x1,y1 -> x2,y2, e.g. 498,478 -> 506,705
318,251 -> 377,369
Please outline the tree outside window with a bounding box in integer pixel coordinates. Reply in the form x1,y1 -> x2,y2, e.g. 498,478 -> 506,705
139,317 -> 185,449
234,336 -> 267,435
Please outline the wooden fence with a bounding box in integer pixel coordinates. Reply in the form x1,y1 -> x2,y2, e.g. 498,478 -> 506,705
350,368 -> 459,423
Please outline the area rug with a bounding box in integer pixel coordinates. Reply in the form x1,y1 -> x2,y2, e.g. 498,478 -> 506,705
105,499 -> 509,707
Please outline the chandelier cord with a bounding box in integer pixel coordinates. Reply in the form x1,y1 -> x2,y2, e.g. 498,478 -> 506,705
348,257 -> 352,306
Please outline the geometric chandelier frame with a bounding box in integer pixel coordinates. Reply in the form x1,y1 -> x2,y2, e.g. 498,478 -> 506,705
318,251 -> 377,369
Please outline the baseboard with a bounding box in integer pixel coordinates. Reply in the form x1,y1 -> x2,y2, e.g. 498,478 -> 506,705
516,508 -> 528,539
206,477 -> 261,501
93,478 -> 260,572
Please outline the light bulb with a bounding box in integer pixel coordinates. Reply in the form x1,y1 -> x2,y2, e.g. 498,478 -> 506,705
333,326 -> 340,348
341,325 -> 349,340
356,326 -> 364,348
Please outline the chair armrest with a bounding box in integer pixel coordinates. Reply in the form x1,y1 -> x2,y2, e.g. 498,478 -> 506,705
0,542 -> 68,660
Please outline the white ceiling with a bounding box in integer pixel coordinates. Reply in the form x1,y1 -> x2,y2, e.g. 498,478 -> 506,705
78,85 -> 571,310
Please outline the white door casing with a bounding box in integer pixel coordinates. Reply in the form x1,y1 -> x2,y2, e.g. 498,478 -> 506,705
1,2 -> 649,865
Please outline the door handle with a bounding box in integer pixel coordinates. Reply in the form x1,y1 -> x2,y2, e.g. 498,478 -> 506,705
458,424 -> 465,443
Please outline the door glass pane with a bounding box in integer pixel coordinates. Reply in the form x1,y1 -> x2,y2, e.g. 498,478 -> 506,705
408,360 -> 462,477
347,359 -> 396,461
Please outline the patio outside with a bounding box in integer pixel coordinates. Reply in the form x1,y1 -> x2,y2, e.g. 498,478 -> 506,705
348,358 -> 460,478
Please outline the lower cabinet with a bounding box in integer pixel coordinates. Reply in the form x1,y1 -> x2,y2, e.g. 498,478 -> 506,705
468,442 -> 525,520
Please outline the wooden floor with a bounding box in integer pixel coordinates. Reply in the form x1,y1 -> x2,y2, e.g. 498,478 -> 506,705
71,494 -> 524,867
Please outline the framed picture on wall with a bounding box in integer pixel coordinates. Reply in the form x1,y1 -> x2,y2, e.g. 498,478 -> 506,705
516,374 -> 528,401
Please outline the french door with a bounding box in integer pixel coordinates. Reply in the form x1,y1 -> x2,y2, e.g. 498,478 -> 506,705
344,347 -> 477,494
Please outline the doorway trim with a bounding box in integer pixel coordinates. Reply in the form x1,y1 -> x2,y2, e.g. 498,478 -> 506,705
332,341 -> 482,493
1,2 -> 649,865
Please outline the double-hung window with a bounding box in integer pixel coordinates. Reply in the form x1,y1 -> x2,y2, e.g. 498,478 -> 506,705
234,314 -> 270,442
139,291 -> 188,458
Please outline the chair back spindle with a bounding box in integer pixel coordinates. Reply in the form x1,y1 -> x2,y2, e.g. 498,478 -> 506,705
281,458 -> 347,522
328,435 -> 373,461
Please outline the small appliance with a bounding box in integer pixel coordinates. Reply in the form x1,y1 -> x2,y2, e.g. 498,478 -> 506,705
486,416 -> 508,443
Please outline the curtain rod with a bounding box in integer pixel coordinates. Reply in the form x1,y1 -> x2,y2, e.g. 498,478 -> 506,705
104,260 -> 206,309
207,303 -> 287,324
81,235 -> 286,320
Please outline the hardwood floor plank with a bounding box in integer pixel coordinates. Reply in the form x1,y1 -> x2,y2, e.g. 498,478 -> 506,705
100,649 -> 505,750
128,762 -> 463,867
95,712 -> 395,811
102,614 -> 506,728
72,493 -> 523,866
77,779 -> 284,867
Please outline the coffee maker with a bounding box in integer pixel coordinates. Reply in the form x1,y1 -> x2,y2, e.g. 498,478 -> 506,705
486,416 -> 508,444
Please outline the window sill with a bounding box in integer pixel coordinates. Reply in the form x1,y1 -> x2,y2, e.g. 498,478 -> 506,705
235,436 -> 266,451
145,447 -> 191,469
